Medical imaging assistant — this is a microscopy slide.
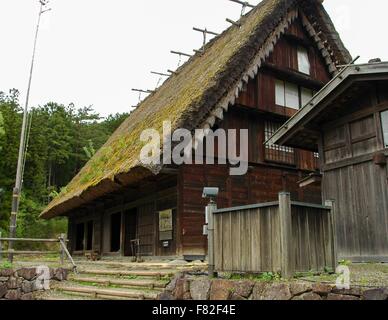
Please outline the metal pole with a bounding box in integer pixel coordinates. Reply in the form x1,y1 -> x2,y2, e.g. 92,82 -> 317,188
9,1 -> 49,263
206,200 -> 217,278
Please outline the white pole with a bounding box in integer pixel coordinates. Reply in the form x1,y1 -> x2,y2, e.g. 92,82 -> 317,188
8,0 -> 51,263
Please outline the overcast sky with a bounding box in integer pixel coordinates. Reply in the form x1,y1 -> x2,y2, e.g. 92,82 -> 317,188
0,0 -> 387,117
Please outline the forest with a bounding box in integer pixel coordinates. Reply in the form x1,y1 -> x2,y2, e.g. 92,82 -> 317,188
0,89 -> 128,243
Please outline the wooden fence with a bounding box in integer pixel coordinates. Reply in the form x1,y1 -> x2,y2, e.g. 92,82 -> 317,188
213,192 -> 336,278
0,233 -> 77,271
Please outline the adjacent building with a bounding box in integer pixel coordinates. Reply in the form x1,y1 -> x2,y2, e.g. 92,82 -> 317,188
268,61 -> 388,262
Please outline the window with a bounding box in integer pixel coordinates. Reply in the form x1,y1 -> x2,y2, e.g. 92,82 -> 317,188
285,82 -> 299,109
381,110 -> 388,148
265,121 -> 295,165
275,80 -> 314,110
297,46 -> 310,75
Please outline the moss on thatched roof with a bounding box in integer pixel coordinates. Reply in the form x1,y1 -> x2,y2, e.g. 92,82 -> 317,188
41,0 -> 351,219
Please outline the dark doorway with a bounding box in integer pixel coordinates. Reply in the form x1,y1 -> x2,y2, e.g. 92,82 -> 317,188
75,223 -> 85,251
86,221 -> 94,251
124,209 -> 137,256
110,213 -> 122,252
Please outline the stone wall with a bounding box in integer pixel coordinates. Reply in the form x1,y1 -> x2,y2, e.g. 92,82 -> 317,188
0,267 -> 68,300
159,273 -> 388,301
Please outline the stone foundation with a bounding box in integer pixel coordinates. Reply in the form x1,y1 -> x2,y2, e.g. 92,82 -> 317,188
0,267 -> 68,300
159,273 -> 388,301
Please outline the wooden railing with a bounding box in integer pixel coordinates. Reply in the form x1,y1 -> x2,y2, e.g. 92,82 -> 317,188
212,193 -> 336,278
0,233 -> 77,272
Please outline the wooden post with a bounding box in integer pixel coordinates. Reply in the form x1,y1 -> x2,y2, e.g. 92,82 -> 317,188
279,192 -> 293,279
206,201 -> 217,278
325,200 -> 338,270
59,233 -> 66,265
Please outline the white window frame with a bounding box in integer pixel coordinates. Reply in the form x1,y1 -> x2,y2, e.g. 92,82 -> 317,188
297,46 -> 310,75
285,82 -> 299,110
275,80 -> 285,106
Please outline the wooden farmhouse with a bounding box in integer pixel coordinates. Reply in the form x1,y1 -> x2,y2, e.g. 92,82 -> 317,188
41,0 -> 351,260
268,61 -> 388,262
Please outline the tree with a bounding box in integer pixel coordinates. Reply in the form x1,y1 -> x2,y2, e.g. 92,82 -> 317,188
0,88 -> 128,240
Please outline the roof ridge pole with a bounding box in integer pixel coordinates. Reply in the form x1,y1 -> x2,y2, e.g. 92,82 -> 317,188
193,27 -> 219,53
8,0 -> 51,263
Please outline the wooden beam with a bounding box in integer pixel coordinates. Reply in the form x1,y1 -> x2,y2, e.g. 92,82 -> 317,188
0,238 -> 61,243
262,62 -> 325,89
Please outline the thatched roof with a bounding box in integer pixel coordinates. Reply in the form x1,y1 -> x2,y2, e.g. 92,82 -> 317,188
42,0 -> 351,219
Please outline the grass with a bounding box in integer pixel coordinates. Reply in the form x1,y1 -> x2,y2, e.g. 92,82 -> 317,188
122,275 -> 139,280
224,272 -> 282,282
0,261 -> 13,269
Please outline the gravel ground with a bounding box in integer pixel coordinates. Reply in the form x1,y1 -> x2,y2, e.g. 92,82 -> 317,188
299,263 -> 388,288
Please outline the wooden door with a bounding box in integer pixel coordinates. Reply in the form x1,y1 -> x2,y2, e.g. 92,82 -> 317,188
137,203 -> 156,256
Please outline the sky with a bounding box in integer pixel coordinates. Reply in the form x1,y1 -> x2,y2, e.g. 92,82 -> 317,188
0,0 -> 387,117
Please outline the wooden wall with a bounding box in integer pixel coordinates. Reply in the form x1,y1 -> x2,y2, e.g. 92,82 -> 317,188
68,174 -> 179,257
213,201 -> 335,274
178,163 -> 322,257
323,162 -> 388,261
291,204 -> 335,272
321,83 -> 388,261
214,205 -> 281,273
236,17 -> 331,116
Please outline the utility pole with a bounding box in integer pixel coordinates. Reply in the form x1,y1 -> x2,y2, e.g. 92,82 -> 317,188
8,0 -> 51,263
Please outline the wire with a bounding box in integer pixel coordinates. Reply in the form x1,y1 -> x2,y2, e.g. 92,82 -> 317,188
155,77 -> 162,89
177,54 -> 182,68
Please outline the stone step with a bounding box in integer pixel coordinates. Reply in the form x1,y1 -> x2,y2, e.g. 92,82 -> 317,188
75,260 -> 207,271
59,285 -> 158,300
71,276 -> 168,290
78,269 -> 174,278
36,291 -> 103,301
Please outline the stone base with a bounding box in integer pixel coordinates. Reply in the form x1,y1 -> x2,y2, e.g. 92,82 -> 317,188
0,267 -> 69,301
159,273 -> 388,301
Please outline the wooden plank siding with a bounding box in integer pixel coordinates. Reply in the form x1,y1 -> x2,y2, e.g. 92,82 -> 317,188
213,199 -> 335,275
214,205 -> 281,273
323,162 -> 388,260
319,84 -> 388,261
237,17 -> 331,115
